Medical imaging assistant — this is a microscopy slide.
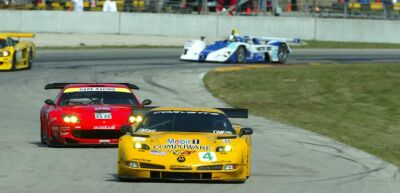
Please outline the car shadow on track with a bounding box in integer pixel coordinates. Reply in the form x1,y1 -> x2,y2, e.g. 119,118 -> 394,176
29,141 -> 117,148
106,174 -> 245,184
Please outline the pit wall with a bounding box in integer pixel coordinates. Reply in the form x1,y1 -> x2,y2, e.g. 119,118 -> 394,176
1,10 -> 399,43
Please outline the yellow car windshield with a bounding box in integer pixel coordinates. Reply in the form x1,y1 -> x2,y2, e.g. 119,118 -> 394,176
0,39 -> 7,48
135,111 -> 235,134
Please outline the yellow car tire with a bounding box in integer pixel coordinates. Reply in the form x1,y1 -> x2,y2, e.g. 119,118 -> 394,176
27,51 -> 33,69
11,54 -> 17,71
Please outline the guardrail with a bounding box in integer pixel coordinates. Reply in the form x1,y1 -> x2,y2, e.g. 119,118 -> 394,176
1,10 -> 400,43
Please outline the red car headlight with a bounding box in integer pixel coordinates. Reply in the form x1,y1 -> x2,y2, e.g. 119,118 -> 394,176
63,115 -> 79,123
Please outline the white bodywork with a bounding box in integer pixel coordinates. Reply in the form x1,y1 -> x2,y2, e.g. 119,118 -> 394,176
180,40 -> 206,61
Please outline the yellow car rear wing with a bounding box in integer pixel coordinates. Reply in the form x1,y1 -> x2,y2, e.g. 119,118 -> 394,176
3,33 -> 35,38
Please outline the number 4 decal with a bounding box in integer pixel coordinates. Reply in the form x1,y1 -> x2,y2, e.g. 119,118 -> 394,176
198,152 -> 217,162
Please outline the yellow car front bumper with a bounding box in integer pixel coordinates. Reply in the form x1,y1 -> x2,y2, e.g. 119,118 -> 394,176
0,57 -> 13,70
118,162 -> 247,182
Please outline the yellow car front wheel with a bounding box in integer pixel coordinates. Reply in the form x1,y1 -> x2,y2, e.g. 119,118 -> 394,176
11,54 -> 17,71
27,51 -> 33,69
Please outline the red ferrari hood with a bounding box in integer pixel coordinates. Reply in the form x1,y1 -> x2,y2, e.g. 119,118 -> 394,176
58,104 -> 132,129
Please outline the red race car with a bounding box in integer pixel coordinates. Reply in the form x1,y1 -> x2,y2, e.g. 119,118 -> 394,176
40,83 -> 152,146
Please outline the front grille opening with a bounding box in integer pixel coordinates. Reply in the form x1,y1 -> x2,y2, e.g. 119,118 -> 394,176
170,166 -> 192,171
150,171 -> 161,179
197,165 -> 223,170
72,130 -> 125,139
140,163 -> 165,169
157,172 -> 212,180
65,138 -> 77,144
202,173 -> 212,179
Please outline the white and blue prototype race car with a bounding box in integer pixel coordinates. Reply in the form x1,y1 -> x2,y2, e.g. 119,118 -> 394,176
180,35 -> 300,64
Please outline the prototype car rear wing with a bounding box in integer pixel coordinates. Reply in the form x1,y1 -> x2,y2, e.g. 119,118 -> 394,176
4,33 -> 35,38
44,83 -> 140,90
132,107 -> 248,118
251,36 -> 301,44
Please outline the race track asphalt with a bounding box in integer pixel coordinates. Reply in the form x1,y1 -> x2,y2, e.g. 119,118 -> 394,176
0,48 -> 399,193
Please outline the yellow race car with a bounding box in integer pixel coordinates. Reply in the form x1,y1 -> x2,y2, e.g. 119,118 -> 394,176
0,33 -> 35,71
118,107 -> 253,183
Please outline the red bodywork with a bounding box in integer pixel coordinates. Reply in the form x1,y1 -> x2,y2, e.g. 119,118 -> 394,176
40,83 -> 141,146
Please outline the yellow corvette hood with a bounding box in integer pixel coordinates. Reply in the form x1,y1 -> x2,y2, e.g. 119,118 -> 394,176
127,132 -> 241,166
149,132 -> 217,151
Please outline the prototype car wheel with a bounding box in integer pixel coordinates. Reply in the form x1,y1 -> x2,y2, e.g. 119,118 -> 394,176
277,44 -> 289,64
236,46 -> 246,63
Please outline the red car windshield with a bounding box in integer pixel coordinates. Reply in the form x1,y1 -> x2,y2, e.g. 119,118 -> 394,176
58,91 -> 138,106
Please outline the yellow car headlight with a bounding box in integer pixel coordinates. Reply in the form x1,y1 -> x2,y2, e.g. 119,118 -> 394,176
126,161 -> 139,168
216,145 -> 232,152
63,115 -> 79,123
134,142 -> 150,150
129,115 -> 143,123
2,51 -> 10,57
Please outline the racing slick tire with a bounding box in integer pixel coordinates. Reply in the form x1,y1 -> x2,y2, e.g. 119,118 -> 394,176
11,53 -> 17,71
27,51 -> 33,69
47,139 -> 62,147
277,43 -> 289,64
236,46 -> 246,63
40,128 -> 46,145
264,53 -> 270,63
118,177 -> 131,182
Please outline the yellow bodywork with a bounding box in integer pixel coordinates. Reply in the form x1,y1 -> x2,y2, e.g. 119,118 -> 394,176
0,33 -> 36,71
118,107 -> 252,182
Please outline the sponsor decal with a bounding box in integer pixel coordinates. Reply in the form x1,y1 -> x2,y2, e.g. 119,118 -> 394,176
171,150 -> 195,156
137,128 -> 156,133
94,107 -> 110,111
211,160 -> 232,164
198,152 -> 217,162
132,137 -> 146,142
213,130 -> 233,135
153,144 -> 210,151
167,138 -> 200,145
94,125 -> 115,130
80,87 -> 116,92
177,156 -> 186,163
150,150 -> 167,156
63,87 -> 130,93
170,165 -> 191,169
132,158 -> 151,163
228,43 -> 237,49
223,139 -> 231,143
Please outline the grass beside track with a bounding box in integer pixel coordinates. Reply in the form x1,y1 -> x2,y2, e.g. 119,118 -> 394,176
204,63 -> 400,166
293,41 -> 400,49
